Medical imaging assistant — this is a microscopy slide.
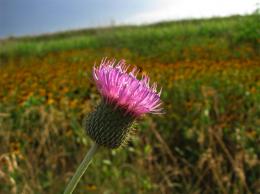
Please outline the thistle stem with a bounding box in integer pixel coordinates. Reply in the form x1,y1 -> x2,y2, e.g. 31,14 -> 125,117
64,142 -> 99,194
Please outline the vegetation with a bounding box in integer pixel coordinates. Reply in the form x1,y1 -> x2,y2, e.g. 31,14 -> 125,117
0,14 -> 259,194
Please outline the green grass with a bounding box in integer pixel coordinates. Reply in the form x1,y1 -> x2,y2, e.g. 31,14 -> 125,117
1,14 -> 259,62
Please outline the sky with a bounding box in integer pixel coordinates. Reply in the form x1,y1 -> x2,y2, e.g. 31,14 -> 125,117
0,0 -> 259,38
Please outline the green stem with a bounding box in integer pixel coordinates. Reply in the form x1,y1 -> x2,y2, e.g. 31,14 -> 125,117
64,142 -> 99,194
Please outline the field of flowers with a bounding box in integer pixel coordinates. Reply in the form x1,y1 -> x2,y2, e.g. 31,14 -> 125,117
0,14 -> 259,194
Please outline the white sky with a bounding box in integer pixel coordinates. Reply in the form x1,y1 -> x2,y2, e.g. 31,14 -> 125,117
125,0 -> 259,24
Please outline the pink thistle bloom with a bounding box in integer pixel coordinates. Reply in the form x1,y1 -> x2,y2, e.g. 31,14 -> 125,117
93,59 -> 163,117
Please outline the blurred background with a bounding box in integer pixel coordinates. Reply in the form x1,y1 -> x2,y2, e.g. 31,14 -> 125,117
0,0 -> 259,194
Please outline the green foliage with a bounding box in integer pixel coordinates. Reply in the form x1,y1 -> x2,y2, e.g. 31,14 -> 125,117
232,13 -> 260,48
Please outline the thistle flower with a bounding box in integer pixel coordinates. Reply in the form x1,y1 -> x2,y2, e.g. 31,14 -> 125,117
84,59 -> 163,149
64,59 -> 163,194
93,59 -> 163,116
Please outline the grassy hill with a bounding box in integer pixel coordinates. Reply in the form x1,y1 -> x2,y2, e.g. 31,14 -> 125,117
1,14 -> 259,61
0,14 -> 260,194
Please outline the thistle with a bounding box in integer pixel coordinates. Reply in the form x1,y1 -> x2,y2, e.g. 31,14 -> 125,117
64,59 -> 163,194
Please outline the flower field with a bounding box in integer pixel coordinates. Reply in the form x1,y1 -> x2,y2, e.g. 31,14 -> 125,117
0,14 -> 260,194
